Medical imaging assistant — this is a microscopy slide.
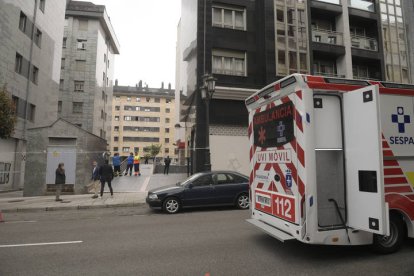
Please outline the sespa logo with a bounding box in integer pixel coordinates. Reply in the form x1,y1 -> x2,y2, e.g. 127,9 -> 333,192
390,107 -> 414,145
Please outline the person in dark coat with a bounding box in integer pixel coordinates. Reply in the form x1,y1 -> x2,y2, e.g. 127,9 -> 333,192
55,163 -> 66,201
99,159 -> 114,198
164,156 -> 171,175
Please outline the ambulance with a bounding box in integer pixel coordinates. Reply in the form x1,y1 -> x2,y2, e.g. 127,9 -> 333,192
245,74 -> 414,253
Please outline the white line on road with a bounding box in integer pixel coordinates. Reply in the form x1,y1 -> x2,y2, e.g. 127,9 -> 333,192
0,241 -> 83,248
139,177 -> 150,192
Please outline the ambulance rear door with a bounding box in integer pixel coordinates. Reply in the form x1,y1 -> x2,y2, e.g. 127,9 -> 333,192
343,85 -> 389,235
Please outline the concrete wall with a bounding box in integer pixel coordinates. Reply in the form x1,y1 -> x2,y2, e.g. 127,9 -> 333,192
209,125 -> 249,176
24,119 -> 107,196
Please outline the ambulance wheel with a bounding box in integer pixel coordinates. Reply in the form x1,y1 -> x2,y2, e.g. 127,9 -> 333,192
163,197 -> 181,214
236,193 -> 250,209
372,213 -> 405,254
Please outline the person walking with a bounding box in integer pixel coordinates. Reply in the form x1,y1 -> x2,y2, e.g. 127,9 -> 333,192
125,152 -> 134,176
164,156 -> 171,175
99,160 -> 114,198
55,163 -> 66,202
134,152 -> 141,176
144,156 -> 149,164
90,161 -> 100,199
112,153 -> 121,177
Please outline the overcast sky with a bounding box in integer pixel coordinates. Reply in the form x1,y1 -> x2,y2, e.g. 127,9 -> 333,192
79,0 -> 181,88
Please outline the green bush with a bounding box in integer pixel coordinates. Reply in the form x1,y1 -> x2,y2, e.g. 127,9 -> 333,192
0,85 -> 16,139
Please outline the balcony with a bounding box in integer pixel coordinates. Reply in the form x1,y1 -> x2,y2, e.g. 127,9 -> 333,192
351,35 -> 378,51
312,28 -> 344,46
315,0 -> 340,4
348,0 -> 375,12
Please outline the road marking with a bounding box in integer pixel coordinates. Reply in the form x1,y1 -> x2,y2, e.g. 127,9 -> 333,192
140,177 -> 150,192
5,220 -> 37,224
0,241 -> 83,248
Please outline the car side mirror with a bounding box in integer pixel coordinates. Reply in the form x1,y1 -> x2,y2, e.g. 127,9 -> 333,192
187,183 -> 193,189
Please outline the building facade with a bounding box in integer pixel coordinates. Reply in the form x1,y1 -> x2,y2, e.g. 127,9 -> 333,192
176,0 -> 413,175
0,0 -> 67,191
111,82 -> 178,161
59,1 -> 120,141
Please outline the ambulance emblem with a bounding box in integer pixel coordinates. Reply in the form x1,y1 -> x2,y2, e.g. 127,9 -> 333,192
392,107 -> 410,133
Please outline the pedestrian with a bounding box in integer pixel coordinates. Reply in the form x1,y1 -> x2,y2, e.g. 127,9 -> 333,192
134,152 -> 141,176
112,153 -> 121,177
55,163 -> 66,202
144,156 -> 149,164
99,159 -> 114,198
90,160 -> 100,199
125,152 -> 134,176
164,155 -> 171,175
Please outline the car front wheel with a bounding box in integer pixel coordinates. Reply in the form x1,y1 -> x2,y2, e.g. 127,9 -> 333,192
236,193 -> 250,209
163,197 -> 181,214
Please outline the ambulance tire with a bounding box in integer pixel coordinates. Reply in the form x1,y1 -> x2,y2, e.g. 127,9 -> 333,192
372,213 -> 405,254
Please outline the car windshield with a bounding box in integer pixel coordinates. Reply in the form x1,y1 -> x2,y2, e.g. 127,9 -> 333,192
179,173 -> 205,186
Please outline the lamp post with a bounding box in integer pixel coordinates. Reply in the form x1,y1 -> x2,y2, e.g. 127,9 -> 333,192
200,74 -> 216,172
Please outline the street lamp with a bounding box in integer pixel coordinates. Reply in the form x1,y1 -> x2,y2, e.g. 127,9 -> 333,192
201,74 -> 217,172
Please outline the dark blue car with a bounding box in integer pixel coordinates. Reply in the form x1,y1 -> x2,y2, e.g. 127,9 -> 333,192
146,171 -> 250,214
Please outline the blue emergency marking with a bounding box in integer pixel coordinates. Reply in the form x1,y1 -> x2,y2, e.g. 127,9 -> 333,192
286,169 -> 292,188
306,113 -> 311,123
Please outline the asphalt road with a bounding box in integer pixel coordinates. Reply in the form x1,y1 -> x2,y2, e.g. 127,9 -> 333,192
0,207 -> 413,276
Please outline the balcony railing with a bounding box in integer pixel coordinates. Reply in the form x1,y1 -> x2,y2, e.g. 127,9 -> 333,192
348,0 -> 375,12
351,35 -> 378,51
314,71 -> 345,78
314,0 -> 341,4
312,28 -> 344,46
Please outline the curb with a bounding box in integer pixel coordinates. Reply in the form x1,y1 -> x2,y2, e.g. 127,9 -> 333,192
1,202 -> 146,213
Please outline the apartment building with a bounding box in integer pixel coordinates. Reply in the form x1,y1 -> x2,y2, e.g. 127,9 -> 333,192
176,0 -> 412,174
59,1 -> 120,141
111,82 -> 177,160
0,0 -> 67,191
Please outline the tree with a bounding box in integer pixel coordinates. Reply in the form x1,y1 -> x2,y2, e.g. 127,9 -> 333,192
143,144 -> 162,161
0,85 -> 16,139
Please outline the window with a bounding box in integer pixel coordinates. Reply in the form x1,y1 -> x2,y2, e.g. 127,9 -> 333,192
192,174 -> 213,187
103,72 -> 105,82
31,66 -> 39,84
12,96 -> 19,115
115,96 -> 120,101
136,97 -> 141,102
78,19 -> 88,31
276,8 -> 284,22
165,148 -> 170,154
102,91 -> 105,100
75,123 -> 82,127
113,147 -> 119,152
19,12 -> 27,32
104,54 -> 107,63
115,116 -> 120,121
165,138 -> 170,143
15,53 -> 23,74
74,81 -> 84,92
114,136 -> 119,142
39,0 -> 45,12
64,18 -> 69,27
72,102 -> 83,114
63,37 -> 67,48
212,5 -> 246,30
166,99 -> 171,103
61,58 -> 65,69
212,49 -> 246,76
114,126 -> 119,132
58,101 -> 62,113
34,29 -> 42,47
165,128 -> 170,133
115,106 -> 120,111
165,118 -> 170,123
59,79 -> 64,90
227,173 -> 248,184
127,97 -> 131,102
101,110 -> 104,119
146,97 -> 151,102
155,98 -> 160,103
122,147 -> 130,153
75,60 -> 86,71
214,174 -> 229,185
166,108 -> 170,113
77,39 -> 87,50
28,104 -> 36,122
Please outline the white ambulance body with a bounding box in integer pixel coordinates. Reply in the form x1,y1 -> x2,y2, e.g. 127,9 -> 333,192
245,74 -> 414,253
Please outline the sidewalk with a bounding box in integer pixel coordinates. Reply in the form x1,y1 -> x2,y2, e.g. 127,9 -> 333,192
0,173 -> 188,213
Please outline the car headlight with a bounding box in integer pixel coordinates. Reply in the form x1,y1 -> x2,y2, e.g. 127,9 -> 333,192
148,193 -> 158,200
